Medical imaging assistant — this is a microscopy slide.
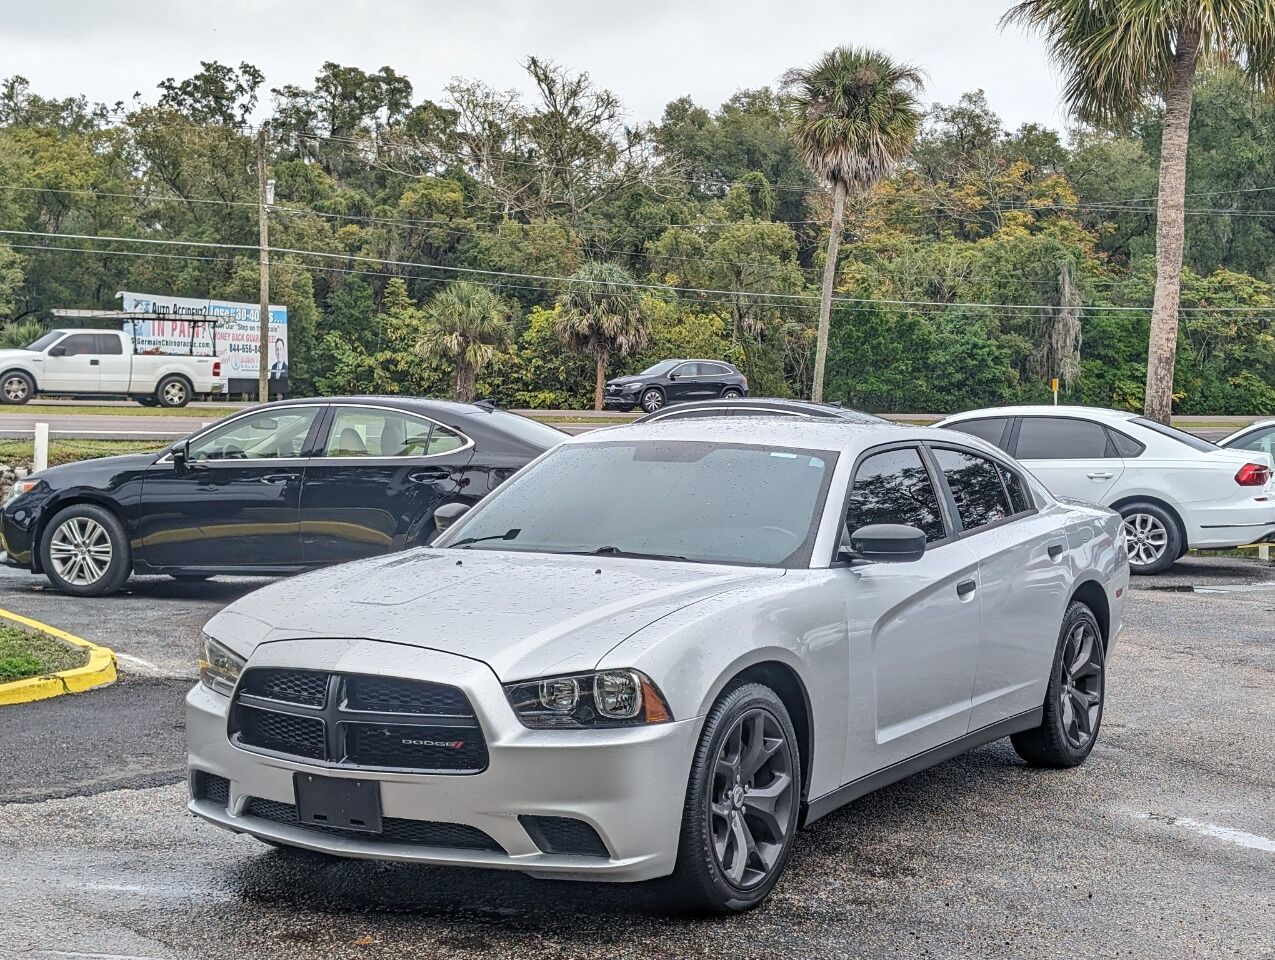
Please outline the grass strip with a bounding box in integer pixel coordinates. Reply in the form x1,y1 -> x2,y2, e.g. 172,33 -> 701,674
0,625 -> 88,682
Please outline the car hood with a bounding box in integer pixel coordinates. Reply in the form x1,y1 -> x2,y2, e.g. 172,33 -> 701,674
606,375 -> 648,387
34,452 -> 163,487
0,348 -> 38,361
208,549 -> 785,680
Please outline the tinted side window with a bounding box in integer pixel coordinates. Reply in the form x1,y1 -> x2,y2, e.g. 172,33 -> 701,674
933,448 -> 1012,531
998,465 -> 1031,514
951,417 -> 1010,450
1015,417 -> 1111,459
94,334 -> 124,355
324,408 -> 434,457
703,363 -> 730,376
427,425 -> 466,455
845,447 -> 946,543
58,334 -> 98,356
1108,429 -> 1145,457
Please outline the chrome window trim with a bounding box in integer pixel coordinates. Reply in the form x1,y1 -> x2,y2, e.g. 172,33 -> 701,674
155,403 -> 330,465
316,403 -> 475,461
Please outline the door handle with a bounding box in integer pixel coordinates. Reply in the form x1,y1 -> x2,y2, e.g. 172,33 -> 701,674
260,473 -> 298,485
89,359 -> 100,366
956,578 -> 977,598
1048,543 -> 1065,560
1086,471 -> 1114,480
408,468 -> 449,483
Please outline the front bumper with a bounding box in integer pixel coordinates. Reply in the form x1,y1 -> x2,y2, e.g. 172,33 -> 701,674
602,393 -> 638,410
186,639 -> 699,882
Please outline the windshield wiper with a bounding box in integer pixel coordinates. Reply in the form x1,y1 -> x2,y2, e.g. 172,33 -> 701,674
584,545 -> 689,562
450,529 -> 520,548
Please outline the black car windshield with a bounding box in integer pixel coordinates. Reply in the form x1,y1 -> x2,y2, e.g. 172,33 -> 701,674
442,440 -> 837,567
639,360 -> 679,376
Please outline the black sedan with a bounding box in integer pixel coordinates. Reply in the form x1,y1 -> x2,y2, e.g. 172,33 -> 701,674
603,359 -> 748,413
0,397 -> 565,596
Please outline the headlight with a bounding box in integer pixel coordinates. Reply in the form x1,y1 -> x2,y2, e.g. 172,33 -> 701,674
503,669 -> 672,728
198,633 -> 245,696
622,382 -> 642,393
5,480 -> 38,505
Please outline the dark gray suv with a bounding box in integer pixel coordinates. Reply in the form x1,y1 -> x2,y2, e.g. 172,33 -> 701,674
603,359 -> 748,413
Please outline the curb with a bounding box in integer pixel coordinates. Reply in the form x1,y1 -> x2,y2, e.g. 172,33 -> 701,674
0,606 -> 117,706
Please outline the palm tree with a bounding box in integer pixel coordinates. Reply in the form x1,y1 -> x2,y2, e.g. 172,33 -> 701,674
1004,1 -> 1275,424
783,47 -> 924,403
555,262 -> 649,410
417,281 -> 513,402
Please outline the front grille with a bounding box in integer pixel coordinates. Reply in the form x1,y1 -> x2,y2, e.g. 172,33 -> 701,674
345,675 -> 471,715
237,705 -> 326,759
240,668 -> 328,706
229,669 -> 486,774
192,771 -> 230,807
343,723 -> 488,770
519,815 -> 610,858
243,797 -> 502,851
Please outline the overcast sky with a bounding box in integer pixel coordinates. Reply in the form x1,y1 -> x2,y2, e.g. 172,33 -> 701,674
0,0 -> 1067,131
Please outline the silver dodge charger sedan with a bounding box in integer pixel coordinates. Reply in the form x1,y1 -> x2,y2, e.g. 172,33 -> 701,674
187,417 -> 1127,912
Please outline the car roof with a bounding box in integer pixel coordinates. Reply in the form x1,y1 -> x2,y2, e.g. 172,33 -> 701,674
942,405 -> 1139,423
258,396 -> 504,418
636,397 -> 885,423
571,415 -> 989,457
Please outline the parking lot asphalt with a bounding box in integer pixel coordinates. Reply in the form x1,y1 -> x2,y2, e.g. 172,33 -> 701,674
1,556 -> 1272,959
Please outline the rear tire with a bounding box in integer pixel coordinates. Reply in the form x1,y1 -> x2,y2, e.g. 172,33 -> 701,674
156,375 -> 192,408
38,503 -> 132,597
665,682 -> 801,913
1011,600 -> 1105,768
721,388 -> 743,400
1,371 -> 34,405
1118,501 -> 1182,575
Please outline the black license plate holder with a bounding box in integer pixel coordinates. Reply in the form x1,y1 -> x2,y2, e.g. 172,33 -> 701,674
293,772 -> 383,834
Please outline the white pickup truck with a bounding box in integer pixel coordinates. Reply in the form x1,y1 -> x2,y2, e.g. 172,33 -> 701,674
0,328 -> 227,407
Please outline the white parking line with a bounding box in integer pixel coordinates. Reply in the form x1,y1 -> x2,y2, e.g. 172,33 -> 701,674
1135,812 -> 1275,852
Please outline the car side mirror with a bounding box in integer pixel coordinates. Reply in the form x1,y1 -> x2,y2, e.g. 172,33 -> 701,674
844,523 -> 927,563
433,501 -> 470,535
169,440 -> 189,465
48,345 -> 66,357
666,372 -> 677,380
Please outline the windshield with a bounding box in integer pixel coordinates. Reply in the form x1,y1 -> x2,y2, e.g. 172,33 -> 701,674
440,440 -> 837,567
639,360 -> 679,376
25,330 -> 65,351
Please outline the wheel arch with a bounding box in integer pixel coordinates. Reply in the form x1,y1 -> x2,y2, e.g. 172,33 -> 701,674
0,366 -> 37,389
715,658 -> 814,806
158,371 -> 195,392
31,493 -> 130,574
1069,579 -> 1110,650
1108,494 -> 1188,547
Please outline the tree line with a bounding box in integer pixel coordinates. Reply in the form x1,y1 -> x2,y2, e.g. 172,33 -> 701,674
3,6 -> 1275,415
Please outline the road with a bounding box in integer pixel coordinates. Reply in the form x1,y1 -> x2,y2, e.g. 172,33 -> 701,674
0,401 -> 1263,441
0,556 -> 1271,958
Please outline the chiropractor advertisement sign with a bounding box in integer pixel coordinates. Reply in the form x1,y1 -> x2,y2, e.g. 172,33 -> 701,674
118,291 -> 288,386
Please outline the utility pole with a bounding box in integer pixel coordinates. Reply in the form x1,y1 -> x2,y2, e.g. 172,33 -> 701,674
256,124 -> 271,403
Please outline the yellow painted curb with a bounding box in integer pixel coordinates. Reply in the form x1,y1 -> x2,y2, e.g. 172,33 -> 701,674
0,606 -> 117,706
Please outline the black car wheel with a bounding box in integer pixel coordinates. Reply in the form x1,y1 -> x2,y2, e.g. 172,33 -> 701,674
667,682 -> 800,913
721,388 -> 743,400
39,503 -> 132,597
1011,600 -> 1105,768
156,375 -> 192,408
640,388 -> 665,414
1,371 -> 34,405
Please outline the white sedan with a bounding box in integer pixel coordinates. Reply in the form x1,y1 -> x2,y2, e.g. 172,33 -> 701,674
939,405 -> 1275,574
187,418 -> 1126,912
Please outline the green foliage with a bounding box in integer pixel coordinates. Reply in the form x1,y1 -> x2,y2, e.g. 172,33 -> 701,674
0,317 -> 45,348
418,280 -> 513,400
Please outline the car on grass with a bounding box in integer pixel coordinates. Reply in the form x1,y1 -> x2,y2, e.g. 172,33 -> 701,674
636,396 -> 887,424
0,397 -> 564,596
187,415 -> 1126,913
603,359 -> 748,413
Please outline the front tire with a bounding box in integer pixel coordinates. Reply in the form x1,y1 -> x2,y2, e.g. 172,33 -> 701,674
639,388 -> 665,414
156,375 -> 192,408
1118,501 -> 1181,575
1011,600 -> 1105,768
667,682 -> 801,913
39,503 -> 132,597
1,371 -> 34,405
